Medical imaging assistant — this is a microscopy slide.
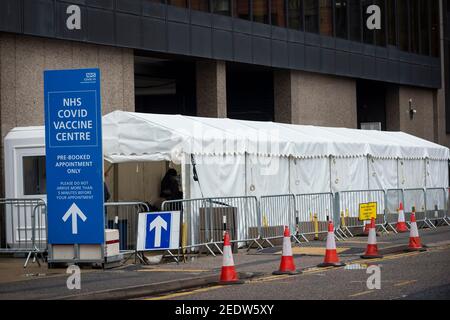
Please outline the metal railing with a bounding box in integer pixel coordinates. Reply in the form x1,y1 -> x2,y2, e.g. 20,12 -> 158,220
259,194 -> 299,245
334,189 -> 388,237
403,188 -> 434,228
162,196 -> 260,255
104,201 -> 150,262
425,188 -> 449,227
295,192 -> 336,240
385,189 -> 405,233
0,198 -> 47,267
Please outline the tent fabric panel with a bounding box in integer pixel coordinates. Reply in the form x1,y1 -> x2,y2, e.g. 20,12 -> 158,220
331,157 -> 369,193
426,160 -> 449,188
368,158 -> 398,190
246,155 -> 290,198
289,158 -> 331,194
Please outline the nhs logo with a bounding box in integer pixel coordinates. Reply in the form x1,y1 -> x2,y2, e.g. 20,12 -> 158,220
83,72 -> 97,83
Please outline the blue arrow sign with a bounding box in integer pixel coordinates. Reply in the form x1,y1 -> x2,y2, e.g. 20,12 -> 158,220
44,68 -> 104,244
146,213 -> 171,249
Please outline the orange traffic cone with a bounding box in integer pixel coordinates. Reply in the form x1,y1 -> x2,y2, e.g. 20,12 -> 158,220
362,220 -> 370,235
318,221 -> 345,267
219,232 -> 243,284
361,218 -> 383,259
273,226 -> 301,275
406,209 -> 426,252
396,202 -> 408,233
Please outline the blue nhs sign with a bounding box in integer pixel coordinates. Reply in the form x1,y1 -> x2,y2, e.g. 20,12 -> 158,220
44,68 -> 104,244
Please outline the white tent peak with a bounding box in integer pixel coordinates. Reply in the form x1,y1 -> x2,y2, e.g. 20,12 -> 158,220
102,110 -> 449,163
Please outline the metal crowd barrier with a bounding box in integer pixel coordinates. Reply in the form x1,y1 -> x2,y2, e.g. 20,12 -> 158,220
259,194 -> 300,245
385,189 -> 405,233
104,201 -> 149,263
0,198 -> 47,267
162,196 -> 260,256
295,192 -> 336,240
425,188 -> 449,227
335,189 -> 388,237
402,188 -> 434,228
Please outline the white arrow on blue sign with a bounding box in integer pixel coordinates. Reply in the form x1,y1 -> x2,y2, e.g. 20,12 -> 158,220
62,202 -> 87,235
137,212 -> 180,251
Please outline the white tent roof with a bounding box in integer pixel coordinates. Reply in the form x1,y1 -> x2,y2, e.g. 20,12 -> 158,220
102,110 -> 450,163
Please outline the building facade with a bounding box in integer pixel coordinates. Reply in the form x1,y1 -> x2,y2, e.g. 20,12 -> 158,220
0,0 -> 449,197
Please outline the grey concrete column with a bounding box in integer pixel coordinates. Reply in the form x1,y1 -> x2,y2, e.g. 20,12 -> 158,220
386,85 -> 436,142
274,70 -> 298,124
274,69 -> 357,128
196,60 -> 227,118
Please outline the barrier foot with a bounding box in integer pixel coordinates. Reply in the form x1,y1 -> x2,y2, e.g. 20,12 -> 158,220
204,244 -> 217,257
318,262 -> 345,268
300,234 -> 309,243
344,227 -> 354,237
272,270 -> 302,275
292,235 -> 302,245
379,224 -> 389,234
360,254 -> 383,259
213,242 -> 223,255
386,223 -> 398,234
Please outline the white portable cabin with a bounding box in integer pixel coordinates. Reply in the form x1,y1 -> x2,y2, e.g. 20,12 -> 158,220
4,111 -> 450,247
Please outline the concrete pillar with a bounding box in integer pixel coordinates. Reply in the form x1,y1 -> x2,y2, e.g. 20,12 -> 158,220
0,33 -> 135,197
196,60 -> 227,118
274,70 -> 299,124
436,0 -> 450,147
386,85 -> 436,142
274,69 -> 357,128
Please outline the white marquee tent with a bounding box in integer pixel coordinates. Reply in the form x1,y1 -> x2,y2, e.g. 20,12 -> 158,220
102,111 -> 450,200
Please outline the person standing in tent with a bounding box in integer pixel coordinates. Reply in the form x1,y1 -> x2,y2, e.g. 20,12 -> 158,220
160,168 -> 182,201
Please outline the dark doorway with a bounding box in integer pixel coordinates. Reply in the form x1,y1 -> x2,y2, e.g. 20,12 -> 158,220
357,80 -> 387,130
134,53 -> 196,115
226,63 -> 274,121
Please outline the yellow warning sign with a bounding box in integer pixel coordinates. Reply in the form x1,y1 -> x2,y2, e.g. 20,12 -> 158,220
358,202 -> 377,221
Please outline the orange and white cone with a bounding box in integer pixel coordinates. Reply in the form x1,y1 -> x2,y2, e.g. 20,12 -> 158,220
361,218 -> 383,259
396,202 -> 408,233
273,226 -> 301,275
219,232 -> 243,284
406,211 -> 426,252
361,220 -> 370,236
318,221 -> 345,267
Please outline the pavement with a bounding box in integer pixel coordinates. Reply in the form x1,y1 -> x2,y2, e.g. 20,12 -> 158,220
0,225 -> 449,300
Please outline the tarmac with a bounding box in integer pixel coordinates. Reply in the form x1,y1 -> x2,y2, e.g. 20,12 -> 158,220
0,225 -> 449,300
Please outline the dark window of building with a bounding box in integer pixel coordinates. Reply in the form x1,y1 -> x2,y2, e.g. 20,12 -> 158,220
304,0 -> 319,33
190,0 -> 210,11
410,0 -> 420,53
253,0 -> 269,24
419,0 -> 430,55
397,0 -> 409,51
319,0 -> 333,36
386,0 -> 396,46
233,0 -> 250,20
362,0 -> 374,44
212,0 -> 231,15
348,0 -> 361,41
23,156 -> 46,195
227,64 -> 274,121
287,0 -> 303,30
168,0 -> 188,8
430,0 -> 440,57
357,80 -> 387,130
271,0 -> 286,27
335,0 -> 348,39
374,0 -> 386,46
